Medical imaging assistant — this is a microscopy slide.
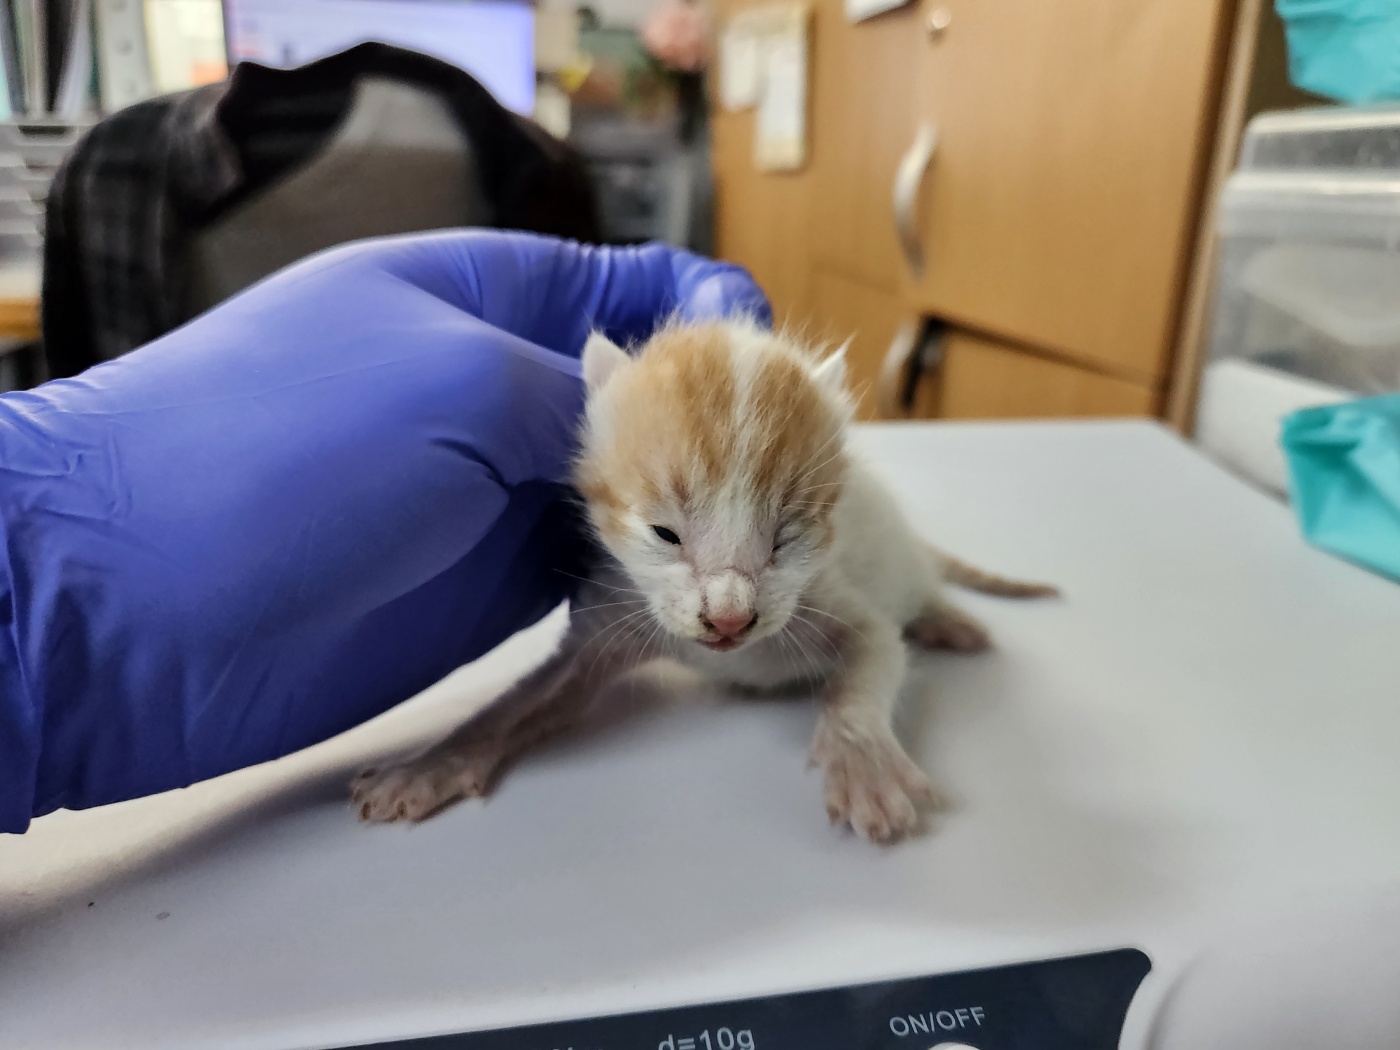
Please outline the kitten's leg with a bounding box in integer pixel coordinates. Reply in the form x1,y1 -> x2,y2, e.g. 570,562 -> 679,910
903,601 -> 990,653
352,634 -> 619,823
906,538 -> 1062,651
903,543 -> 993,653
811,599 -> 939,843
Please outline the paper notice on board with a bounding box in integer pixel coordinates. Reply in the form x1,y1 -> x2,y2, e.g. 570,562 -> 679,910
719,27 -> 762,111
754,21 -> 807,171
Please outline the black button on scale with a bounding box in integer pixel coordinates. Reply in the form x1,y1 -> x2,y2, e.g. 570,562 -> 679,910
365,948 -> 1151,1050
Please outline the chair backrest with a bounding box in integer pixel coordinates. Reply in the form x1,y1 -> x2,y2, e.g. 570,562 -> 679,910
40,43 -> 601,381
182,77 -> 489,317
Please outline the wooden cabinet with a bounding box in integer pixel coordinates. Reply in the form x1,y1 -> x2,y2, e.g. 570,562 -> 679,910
808,1 -> 921,291
710,92 -> 811,328
710,0 -> 1283,425
713,0 -> 922,419
912,330 -> 1159,419
802,0 -> 925,417
907,0 -> 1229,381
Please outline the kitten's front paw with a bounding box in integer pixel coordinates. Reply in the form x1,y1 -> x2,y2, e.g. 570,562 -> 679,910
812,725 -> 941,844
350,751 -> 496,824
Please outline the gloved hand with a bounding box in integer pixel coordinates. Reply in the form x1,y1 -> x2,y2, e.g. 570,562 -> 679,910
0,231 -> 769,833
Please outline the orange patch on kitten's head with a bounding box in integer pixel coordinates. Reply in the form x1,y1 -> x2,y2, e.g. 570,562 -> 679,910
575,318 -> 854,648
575,320 -> 850,547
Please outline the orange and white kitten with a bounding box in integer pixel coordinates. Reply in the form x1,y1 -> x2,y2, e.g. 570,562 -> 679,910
353,320 -> 1054,842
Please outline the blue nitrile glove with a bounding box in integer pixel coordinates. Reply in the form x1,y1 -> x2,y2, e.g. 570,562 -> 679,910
0,231 -> 769,833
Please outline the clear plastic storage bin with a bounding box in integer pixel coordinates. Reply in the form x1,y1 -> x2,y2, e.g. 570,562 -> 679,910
1199,106 -> 1400,494
1208,107 -> 1400,395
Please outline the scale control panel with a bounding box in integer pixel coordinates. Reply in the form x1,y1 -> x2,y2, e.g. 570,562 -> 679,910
355,948 -> 1151,1050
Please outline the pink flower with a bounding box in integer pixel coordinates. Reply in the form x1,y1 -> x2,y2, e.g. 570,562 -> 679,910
642,0 -> 712,73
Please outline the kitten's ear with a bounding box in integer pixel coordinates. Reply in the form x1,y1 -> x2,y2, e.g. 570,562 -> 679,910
812,338 -> 851,394
582,332 -> 630,393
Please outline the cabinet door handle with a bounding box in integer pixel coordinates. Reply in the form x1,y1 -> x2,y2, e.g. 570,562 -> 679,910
892,122 -> 938,274
877,319 -> 922,418
877,319 -> 946,418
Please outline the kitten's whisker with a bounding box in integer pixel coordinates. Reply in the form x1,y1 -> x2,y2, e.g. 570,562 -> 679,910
797,425 -> 842,468
597,619 -> 651,679
569,597 -> 649,616
579,618 -> 641,673
582,609 -> 642,650
790,613 -> 839,656
789,627 -> 824,685
775,627 -> 801,682
778,624 -> 800,683
625,602 -> 672,671
631,612 -> 672,673
636,617 -> 669,667
773,625 -> 803,682
621,614 -> 655,672
784,623 -> 826,684
792,484 -> 845,504
795,602 -> 849,623
795,603 -> 864,641
555,569 -> 646,597
789,612 -> 849,676
580,608 -> 653,679
615,621 -> 641,673
773,624 -> 802,681
792,436 -> 847,488
793,478 -> 844,497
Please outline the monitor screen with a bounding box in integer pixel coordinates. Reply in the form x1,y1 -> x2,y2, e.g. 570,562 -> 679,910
223,0 -> 536,114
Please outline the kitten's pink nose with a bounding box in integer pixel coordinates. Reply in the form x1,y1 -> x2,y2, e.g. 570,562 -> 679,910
703,611 -> 758,638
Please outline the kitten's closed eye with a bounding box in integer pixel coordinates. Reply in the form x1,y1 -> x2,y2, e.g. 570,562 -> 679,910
652,525 -> 682,545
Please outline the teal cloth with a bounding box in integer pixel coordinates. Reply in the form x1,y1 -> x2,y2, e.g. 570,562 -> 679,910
1282,394 -> 1400,580
1276,0 -> 1400,103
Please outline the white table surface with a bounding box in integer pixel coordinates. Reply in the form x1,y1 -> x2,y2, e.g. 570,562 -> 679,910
3,420 -> 1400,1050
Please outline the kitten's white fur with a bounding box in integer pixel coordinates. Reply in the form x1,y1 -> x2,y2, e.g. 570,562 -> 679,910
353,321 -> 1052,842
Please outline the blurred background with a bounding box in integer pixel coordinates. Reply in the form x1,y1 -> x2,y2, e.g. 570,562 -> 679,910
0,0 -> 1395,512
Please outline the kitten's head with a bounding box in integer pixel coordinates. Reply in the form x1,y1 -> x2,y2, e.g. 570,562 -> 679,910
575,319 -> 853,653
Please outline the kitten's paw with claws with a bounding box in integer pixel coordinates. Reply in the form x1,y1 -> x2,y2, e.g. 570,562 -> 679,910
812,725 -> 942,843
351,747 -> 501,823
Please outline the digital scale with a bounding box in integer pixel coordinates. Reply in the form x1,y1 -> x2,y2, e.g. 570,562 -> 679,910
4,422 -> 1400,1050
377,949 -> 1150,1049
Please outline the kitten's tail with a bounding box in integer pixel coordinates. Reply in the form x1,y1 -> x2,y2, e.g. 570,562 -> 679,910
933,546 -> 1060,599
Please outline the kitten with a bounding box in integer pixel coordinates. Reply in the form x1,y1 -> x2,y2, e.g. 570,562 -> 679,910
352,319 -> 1055,842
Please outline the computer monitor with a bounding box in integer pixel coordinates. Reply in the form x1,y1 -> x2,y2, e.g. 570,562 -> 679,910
222,0 -> 536,114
